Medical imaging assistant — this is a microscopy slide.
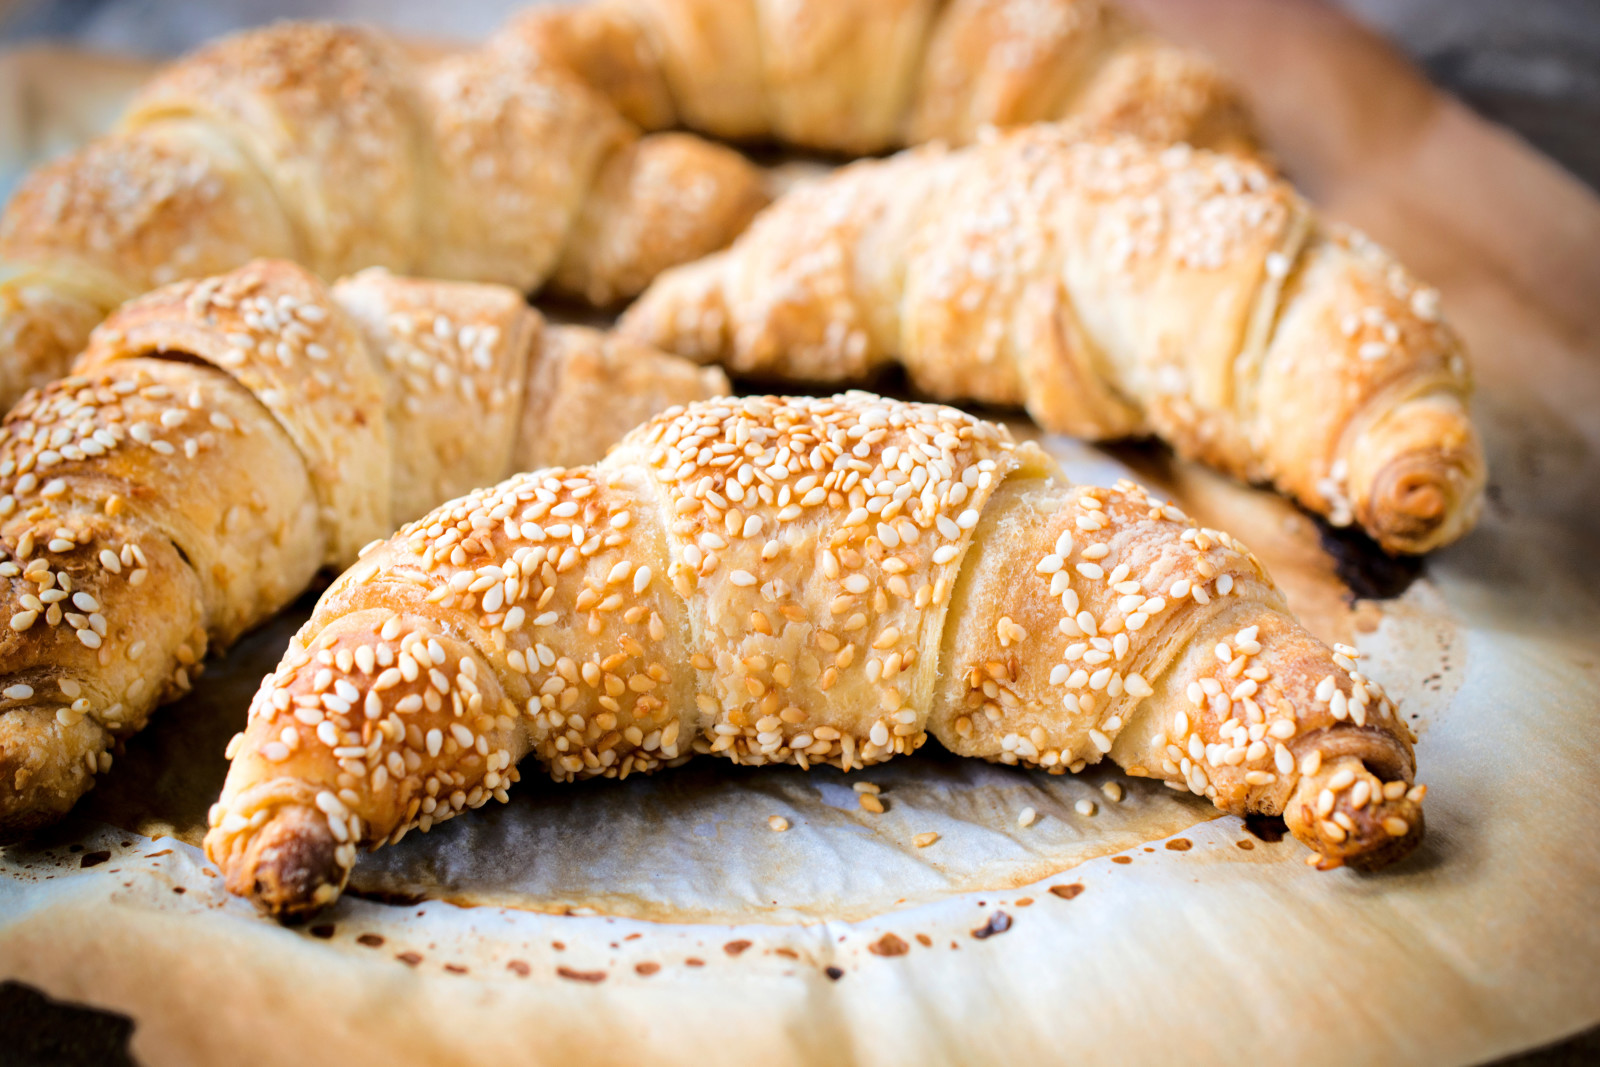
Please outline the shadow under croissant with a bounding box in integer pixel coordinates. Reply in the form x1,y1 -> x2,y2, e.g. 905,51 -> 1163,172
232,754 -> 1427,924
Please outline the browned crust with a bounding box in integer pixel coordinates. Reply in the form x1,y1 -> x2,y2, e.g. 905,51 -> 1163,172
0,710 -> 101,843
223,805 -> 344,922
1284,754 -> 1424,871
1359,444 -> 1485,556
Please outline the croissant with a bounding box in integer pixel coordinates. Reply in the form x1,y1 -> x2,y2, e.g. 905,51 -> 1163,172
0,21 -> 763,411
0,260 -> 726,838
621,130 -> 1485,556
0,0 -> 1256,411
496,0 -> 1258,156
206,392 -> 1425,918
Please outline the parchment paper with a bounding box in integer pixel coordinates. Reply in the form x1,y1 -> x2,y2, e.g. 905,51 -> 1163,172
2,1 -> 1599,1064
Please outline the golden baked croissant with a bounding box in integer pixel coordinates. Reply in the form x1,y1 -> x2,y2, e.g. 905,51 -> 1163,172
207,393 -> 1424,918
496,0 -> 1257,156
621,130 -> 1485,555
0,20 -> 763,412
0,0 -> 1255,411
0,260 -> 726,838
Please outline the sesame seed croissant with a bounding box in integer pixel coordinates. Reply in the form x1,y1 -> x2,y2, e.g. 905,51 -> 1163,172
207,393 -> 1425,919
0,260 -> 726,839
0,0 -> 1256,411
620,129 -> 1485,555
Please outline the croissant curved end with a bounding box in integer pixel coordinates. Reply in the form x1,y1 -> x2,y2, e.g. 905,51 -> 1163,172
1363,449 -> 1484,556
0,703 -> 104,843
1284,755 -> 1426,871
211,804 -> 346,921
1351,395 -> 1486,556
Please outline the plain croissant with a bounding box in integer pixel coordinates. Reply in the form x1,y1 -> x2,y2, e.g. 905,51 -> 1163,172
0,260 -> 726,838
0,0 -> 1256,411
206,393 -> 1425,918
621,130 -> 1485,556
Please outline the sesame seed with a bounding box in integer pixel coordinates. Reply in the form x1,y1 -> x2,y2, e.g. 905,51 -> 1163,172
1075,799 -> 1097,817
1329,691 -> 1349,720
768,815 -> 789,832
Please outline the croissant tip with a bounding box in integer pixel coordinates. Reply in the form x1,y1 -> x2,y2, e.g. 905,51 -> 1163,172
1286,754 -> 1427,872
222,804 -> 346,921
0,709 -> 98,844
1364,447 -> 1485,555
1343,807 -> 1425,872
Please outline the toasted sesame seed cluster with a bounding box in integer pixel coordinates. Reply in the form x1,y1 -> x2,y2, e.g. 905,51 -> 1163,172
621,129 -> 1485,554
209,393 -> 1427,918
0,260 -> 725,839
77,257 -> 395,566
